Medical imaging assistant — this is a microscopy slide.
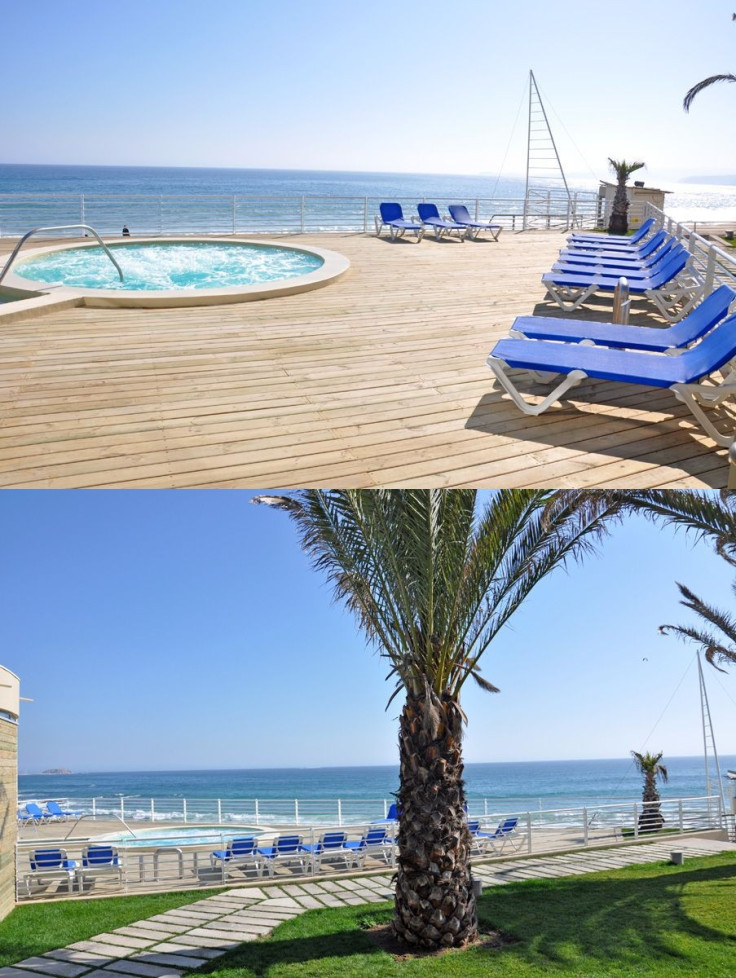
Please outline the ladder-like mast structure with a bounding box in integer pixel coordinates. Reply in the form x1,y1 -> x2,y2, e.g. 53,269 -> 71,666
697,651 -> 728,827
523,70 -> 573,231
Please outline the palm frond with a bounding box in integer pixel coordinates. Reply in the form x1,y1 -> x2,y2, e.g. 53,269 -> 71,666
684,74 -> 736,111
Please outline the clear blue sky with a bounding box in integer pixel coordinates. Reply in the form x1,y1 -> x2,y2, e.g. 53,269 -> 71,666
2,0 -> 736,180
3,490 -> 735,773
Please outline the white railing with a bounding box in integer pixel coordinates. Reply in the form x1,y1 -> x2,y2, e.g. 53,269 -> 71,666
18,792 -> 699,827
15,794 -> 723,902
0,192 -> 600,238
644,201 -> 736,294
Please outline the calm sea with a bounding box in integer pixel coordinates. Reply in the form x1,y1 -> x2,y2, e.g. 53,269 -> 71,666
18,756 -> 736,810
2,163 -> 736,224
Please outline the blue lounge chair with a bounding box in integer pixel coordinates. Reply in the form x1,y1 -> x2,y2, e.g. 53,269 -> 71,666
303,831 -> 354,871
78,845 -> 123,887
21,803 -> 48,824
510,285 -> 736,352
24,848 -> 77,895
257,834 -> 311,876
417,203 -> 467,241
568,217 -> 655,247
554,236 -> 676,275
448,204 -> 502,241
559,229 -> 669,262
45,800 -> 82,821
210,836 -> 262,876
487,312 -> 736,446
375,203 -> 424,242
344,827 -> 394,867
372,802 -> 400,824
542,246 -> 703,321
470,817 -> 523,854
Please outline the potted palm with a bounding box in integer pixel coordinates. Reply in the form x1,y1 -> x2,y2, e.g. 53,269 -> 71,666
607,159 -> 645,235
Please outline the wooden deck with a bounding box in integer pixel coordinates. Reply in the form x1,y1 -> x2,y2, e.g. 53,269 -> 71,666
0,232 -> 731,488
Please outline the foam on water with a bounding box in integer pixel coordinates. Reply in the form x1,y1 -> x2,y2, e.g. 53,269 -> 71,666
16,242 -> 324,291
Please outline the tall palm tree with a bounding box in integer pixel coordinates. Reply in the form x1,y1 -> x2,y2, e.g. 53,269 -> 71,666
607,158 -> 645,235
660,580 -> 736,672
631,750 -> 668,831
253,489 -> 622,950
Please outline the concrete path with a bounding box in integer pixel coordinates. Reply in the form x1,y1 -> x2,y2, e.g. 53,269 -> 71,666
4,838 -> 734,978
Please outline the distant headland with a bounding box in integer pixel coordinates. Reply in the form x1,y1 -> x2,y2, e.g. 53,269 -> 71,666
41,768 -> 72,775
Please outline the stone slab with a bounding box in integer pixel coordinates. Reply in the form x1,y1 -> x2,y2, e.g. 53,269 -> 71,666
43,952 -> 113,968
184,928 -> 259,943
67,945 -> 134,960
103,964 -> 184,978
92,937 -> 152,951
172,936 -> 239,950
149,946 -> 222,960
127,955 -> 202,971
13,959 -> 88,978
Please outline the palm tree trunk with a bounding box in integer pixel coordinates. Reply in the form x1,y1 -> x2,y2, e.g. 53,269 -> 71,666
393,687 -> 478,949
639,773 -> 664,831
609,183 -> 630,235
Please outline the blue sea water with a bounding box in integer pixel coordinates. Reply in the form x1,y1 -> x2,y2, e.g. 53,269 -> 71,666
19,756 -> 736,808
2,163 -> 736,227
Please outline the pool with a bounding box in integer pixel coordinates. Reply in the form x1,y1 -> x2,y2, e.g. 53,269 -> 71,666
94,825 -> 264,849
4,238 -> 350,308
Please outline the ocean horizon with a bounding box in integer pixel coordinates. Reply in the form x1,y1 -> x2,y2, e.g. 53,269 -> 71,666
18,756 -> 736,811
3,162 -> 736,225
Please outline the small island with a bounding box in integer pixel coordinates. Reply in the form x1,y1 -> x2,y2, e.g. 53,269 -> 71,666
41,768 -> 72,775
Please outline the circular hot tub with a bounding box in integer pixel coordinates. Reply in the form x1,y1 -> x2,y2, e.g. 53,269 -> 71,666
4,238 -> 350,308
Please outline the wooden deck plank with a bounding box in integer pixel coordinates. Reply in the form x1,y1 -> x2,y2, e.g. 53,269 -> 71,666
0,232 -> 729,487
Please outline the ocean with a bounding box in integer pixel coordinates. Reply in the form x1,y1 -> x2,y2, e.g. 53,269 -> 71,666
2,164 -> 736,226
18,756 -> 736,815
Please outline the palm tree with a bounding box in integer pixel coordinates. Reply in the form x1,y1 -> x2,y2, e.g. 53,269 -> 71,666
631,750 -> 669,831
684,73 -> 736,112
660,580 -> 736,672
607,158 -> 645,235
253,489 -> 622,950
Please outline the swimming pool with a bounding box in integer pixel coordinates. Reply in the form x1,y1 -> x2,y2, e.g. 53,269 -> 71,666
94,825 -> 264,848
4,238 -> 350,308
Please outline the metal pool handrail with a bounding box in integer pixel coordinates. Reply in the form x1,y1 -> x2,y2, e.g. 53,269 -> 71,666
0,224 -> 124,285
63,812 -> 139,840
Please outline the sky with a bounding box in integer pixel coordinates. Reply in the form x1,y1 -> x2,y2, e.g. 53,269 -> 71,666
2,0 -> 736,181
4,490 -> 736,774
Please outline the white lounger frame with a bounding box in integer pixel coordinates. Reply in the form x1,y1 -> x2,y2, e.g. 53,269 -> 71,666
543,266 -> 704,322
487,355 -> 736,447
374,214 -> 424,242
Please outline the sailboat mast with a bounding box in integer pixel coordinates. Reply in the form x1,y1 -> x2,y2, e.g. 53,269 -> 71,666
697,651 -> 727,820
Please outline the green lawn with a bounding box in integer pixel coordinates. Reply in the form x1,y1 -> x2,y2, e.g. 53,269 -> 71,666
195,853 -> 736,978
0,888 -> 224,968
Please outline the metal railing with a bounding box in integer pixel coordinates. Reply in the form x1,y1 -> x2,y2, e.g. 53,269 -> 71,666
0,224 -> 124,285
0,192 -> 600,238
643,201 -> 736,293
15,794 -> 723,902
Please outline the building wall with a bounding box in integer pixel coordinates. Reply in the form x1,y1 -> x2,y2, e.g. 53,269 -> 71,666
0,667 -> 19,921
598,185 -> 668,229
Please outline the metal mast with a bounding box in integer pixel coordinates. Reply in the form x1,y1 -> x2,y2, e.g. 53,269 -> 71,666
697,651 -> 727,824
523,70 -> 573,230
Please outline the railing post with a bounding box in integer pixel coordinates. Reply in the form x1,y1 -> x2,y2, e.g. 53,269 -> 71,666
300,196 -> 305,234
728,440 -> 736,489
183,799 -> 187,823
475,199 -> 479,221
633,804 -> 639,839
705,244 -> 717,293
150,798 -> 155,822
120,796 -> 125,822
80,195 -> 85,226
254,798 -> 259,824
526,811 -> 532,853
217,798 -> 222,822
92,797 -> 96,818
337,799 -> 342,826
678,799 -> 684,831
232,195 -> 237,235
583,807 -> 588,846
364,197 -> 369,233
484,798 -> 488,816
295,799 -> 299,825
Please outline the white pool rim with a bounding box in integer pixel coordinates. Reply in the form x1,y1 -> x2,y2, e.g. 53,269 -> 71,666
92,824 -> 265,848
3,237 -> 350,308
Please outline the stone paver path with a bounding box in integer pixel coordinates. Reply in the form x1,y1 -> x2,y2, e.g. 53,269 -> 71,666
5,838 -> 735,978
